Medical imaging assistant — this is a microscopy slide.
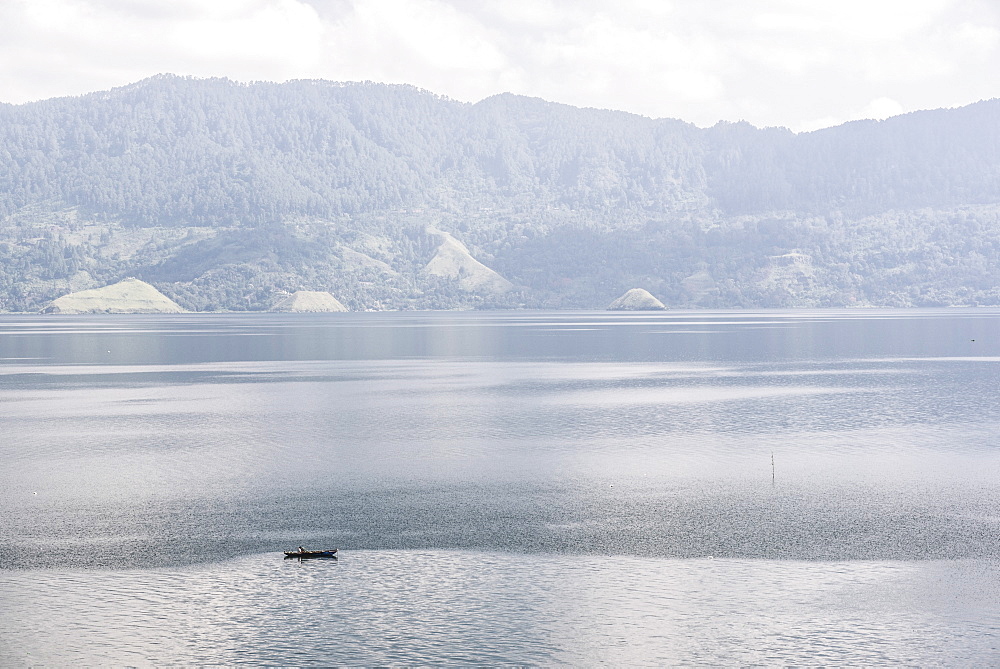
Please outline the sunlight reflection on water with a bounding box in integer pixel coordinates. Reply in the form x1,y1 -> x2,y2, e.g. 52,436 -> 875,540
4,310 -> 1000,663
2,551 -> 999,666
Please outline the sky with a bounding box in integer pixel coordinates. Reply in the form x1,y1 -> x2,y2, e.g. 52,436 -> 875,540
1,0 -> 998,131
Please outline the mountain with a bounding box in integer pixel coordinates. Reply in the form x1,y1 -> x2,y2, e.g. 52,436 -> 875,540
2,74 -> 1000,311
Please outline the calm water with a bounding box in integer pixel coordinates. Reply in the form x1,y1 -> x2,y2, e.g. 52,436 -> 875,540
2,309 -> 1000,664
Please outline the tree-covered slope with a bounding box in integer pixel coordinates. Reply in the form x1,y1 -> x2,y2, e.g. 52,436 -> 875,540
2,75 -> 1000,311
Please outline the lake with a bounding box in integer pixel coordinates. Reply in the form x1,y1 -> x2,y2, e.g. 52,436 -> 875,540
2,309 -> 1000,664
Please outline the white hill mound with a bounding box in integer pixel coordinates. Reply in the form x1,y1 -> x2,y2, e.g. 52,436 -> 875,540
42,278 -> 185,314
422,229 -> 513,294
608,288 -> 666,311
270,291 -> 348,312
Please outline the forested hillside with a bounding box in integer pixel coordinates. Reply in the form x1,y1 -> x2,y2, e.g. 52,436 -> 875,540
2,74 -> 1000,311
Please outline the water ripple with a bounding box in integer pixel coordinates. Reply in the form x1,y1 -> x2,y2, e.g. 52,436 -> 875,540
1,552 -> 998,666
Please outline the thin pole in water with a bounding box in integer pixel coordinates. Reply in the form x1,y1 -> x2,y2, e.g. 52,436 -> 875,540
771,452 -> 775,486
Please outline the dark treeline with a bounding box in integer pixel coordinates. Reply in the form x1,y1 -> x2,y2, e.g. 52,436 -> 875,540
2,74 -> 1000,311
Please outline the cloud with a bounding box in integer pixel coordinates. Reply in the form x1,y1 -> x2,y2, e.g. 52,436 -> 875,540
861,97 -> 906,120
0,0 -> 999,131
797,97 -> 907,133
328,0 -> 507,75
0,0 -> 326,101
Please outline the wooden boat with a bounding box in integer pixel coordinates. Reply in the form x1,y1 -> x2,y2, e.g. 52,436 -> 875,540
284,549 -> 338,559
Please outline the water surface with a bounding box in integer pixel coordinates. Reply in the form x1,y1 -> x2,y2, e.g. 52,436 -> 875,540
2,309 -> 999,663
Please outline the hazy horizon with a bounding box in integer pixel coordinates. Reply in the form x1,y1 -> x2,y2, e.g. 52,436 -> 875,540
4,71 -> 993,134
2,1 -> 998,132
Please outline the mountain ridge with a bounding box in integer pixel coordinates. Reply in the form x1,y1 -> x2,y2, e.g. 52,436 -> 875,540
2,75 -> 1000,311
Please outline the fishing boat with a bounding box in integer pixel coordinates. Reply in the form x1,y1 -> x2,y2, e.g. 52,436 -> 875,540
284,548 -> 338,559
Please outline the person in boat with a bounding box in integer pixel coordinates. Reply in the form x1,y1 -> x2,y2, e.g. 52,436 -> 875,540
298,546 -> 305,554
